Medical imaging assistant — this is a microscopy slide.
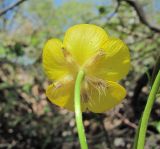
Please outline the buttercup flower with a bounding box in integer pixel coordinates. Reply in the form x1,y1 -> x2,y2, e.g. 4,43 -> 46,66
43,24 -> 130,113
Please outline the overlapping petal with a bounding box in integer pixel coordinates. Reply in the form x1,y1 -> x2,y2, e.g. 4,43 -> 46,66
85,37 -> 130,81
63,24 -> 109,65
42,39 -> 69,80
86,81 -> 126,113
46,76 -> 87,111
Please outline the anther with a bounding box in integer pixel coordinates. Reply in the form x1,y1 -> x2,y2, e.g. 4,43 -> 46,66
81,92 -> 90,103
61,47 -> 74,64
61,47 -> 79,72
83,49 -> 105,68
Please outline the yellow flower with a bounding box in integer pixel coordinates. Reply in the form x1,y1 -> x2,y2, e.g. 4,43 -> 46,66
42,24 -> 130,113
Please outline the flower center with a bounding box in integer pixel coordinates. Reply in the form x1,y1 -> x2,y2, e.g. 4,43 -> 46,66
60,47 -> 108,103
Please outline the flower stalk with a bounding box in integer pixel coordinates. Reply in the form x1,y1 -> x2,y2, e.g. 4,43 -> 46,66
74,70 -> 88,149
135,70 -> 160,149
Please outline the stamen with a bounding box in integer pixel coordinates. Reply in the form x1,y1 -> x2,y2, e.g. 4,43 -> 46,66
61,47 -> 79,72
61,47 -> 74,64
51,83 -> 62,98
52,75 -> 73,98
81,91 -> 90,103
81,81 -> 90,103
85,76 -> 108,97
83,49 -> 105,68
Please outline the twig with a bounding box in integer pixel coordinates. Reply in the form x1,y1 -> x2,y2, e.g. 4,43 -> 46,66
117,113 -> 137,129
86,0 -> 120,23
106,0 -> 121,21
121,0 -> 160,33
0,0 -> 27,17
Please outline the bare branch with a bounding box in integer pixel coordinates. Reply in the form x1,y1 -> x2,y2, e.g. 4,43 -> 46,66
0,0 -> 27,17
121,0 -> 160,33
86,0 -> 121,24
106,0 -> 121,21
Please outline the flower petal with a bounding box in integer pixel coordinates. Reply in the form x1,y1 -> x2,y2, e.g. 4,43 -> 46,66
42,38 -> 69,80
63,24 -> 109,65
87,81 -> 126,113
46,77 -> 87,112
86,38 -> 131,81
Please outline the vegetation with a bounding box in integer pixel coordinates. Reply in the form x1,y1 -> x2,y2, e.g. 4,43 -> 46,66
0,0 -> 160,148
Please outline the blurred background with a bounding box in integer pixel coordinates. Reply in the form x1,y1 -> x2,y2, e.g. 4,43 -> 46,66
0,0 -> 160,148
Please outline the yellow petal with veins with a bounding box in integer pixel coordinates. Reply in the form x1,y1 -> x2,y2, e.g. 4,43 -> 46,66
46,77 -> 87,112
87,81 -> 126,113
42,38 -> 69,80
86,37 -> 131,81
63,24 -> 109,65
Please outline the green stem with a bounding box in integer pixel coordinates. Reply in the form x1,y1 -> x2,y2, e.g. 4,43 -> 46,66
136,70 -> 160,149
74,70 -> 88,149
